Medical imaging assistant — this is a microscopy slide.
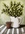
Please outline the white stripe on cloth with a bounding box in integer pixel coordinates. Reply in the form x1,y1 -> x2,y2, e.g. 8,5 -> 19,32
0,26 -> 7,34
16,28 -> 19,34
21,28 -> 24,33
0,25 -> 4,28
12,28 -> 14,34
7,29 -> 11,34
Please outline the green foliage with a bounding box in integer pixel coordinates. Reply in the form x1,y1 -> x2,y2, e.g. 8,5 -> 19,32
3,3 -> 8,8
2,1 -> 24,18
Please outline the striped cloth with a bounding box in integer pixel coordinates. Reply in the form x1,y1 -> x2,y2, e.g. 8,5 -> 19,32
0,25 -> 25,34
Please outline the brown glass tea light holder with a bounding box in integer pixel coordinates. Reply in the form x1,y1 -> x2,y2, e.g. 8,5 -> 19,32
6,22 -> 12,29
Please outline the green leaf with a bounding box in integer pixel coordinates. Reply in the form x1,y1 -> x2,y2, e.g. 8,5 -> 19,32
3,3 -> 8,8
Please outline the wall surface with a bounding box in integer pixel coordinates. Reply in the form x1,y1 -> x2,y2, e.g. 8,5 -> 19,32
0,0 -> 25,24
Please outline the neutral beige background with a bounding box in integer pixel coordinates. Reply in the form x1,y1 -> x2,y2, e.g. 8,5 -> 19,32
0,0 -> 25,24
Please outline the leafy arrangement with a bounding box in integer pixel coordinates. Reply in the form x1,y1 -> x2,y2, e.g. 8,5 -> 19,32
2,1 -> 24,18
